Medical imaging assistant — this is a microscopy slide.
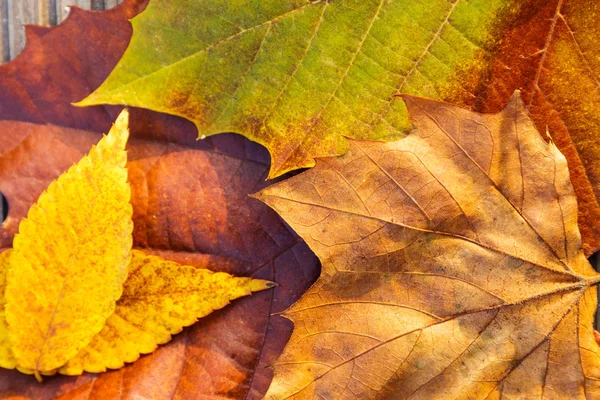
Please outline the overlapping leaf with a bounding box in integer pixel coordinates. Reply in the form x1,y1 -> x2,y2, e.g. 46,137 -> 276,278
5,111 -> 132,376
0,2 -> 319,398
77,0 -> 530,177
76,0 -> 600,254
257,94 -> 600,399
0,249 -> 273,376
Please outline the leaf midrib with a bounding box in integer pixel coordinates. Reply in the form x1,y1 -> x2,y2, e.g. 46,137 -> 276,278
262,191 -> 577,279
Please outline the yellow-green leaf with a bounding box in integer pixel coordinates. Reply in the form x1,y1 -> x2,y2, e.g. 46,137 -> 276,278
78,0 -> 540,178
4,110 -> 133,374
59,250 -> 273,375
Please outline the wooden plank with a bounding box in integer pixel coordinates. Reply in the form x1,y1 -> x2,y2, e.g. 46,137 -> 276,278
6,0 -> 14,60
36,0 -> 50,26
1,0 -> 9,63
48,0 -> 57,25
77,0 -> 91,10
90,0 -> 104,11
1,0 -> 103,62
58,0 -> 77,22
18,0 -> 36,58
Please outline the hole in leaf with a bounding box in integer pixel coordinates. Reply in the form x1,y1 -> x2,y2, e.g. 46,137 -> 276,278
0,192 -> 7,222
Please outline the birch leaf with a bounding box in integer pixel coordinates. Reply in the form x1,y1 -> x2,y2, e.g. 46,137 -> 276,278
60,250 -> 273,375
4,110 -> 133,375
0,249 -> 273,376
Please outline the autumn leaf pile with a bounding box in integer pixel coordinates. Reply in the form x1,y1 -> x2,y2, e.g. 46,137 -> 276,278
1,0 -> 600,399
0,109 -> 274,382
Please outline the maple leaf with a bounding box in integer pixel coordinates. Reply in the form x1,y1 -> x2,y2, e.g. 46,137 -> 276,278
3,110 -> 132,377
72,0 -> 600,255
471,0 -> 600,256
256,93 -> 600,399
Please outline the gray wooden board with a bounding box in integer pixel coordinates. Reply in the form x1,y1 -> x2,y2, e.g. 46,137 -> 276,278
1,0 -> 122,62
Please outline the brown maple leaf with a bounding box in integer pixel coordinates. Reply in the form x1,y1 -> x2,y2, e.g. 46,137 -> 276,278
0,2 -> 319,398
257,93 -> 600,399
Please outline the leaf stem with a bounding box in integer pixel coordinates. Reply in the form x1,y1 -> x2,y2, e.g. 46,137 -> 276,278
586,274 -> 600,287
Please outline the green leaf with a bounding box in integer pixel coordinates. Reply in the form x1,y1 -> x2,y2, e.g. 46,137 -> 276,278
79,0 -> 536,178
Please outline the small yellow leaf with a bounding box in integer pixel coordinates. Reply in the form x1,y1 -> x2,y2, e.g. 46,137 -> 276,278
0,250 -> 272,377
4,110 -> 133,373
59,250 -> 273,375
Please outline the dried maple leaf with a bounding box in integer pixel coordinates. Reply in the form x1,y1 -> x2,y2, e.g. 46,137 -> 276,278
72,0 -> 600,255
0,1 -> 319,398
5,110 -> 132,377
256,93 -> 600,399
469,0 -> 600,256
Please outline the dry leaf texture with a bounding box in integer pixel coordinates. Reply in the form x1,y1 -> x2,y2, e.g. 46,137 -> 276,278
0,251 -> 14,370
257,93 -> 600,399
61,250 -> 273,375
4,111 -> 132,374
476,0 -> 600,256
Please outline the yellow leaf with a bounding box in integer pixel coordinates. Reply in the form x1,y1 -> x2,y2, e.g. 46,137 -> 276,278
60,250 -> 273,375
0,250 -> 15,370
4,110 -> 133,375
0,249 -> 273,375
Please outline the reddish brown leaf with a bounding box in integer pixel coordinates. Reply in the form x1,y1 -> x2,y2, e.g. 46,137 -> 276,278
0,122 -> 319,400
0,1 -> 319,398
